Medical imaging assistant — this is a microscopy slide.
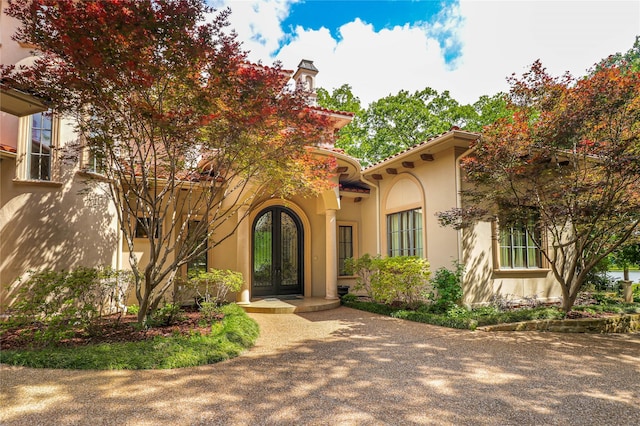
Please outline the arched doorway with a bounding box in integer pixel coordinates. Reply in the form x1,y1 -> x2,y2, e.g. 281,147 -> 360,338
252,206 -> 304,297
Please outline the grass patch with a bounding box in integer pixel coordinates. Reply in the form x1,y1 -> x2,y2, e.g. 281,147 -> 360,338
0,304 -> 259,370
342,296 -> 640,331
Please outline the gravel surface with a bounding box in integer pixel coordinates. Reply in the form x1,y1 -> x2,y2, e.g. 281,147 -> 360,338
1,306 -> 639,425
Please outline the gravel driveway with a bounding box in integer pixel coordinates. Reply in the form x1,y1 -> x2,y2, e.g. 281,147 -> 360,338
1,306 -> 639,425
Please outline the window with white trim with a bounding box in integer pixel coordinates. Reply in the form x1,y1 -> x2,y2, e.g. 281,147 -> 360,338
28,111 -> 54,180
85,144 -> 106,174
499,218 -> 542,268
387,208 -> 423,257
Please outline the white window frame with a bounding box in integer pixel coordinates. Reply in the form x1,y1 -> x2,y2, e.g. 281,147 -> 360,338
16,110 -> 59,182
491,216 -> 549,275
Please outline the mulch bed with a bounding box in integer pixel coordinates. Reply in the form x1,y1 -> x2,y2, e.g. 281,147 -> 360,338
0,309 -> 215,351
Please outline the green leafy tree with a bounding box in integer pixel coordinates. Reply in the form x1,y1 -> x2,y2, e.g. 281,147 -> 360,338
3,0 -> 335,324
316,84 -> 366,159
316,84 -> 363,113
596,36 -> 640,73
318,85 -> 509,166
467,93 -> 510,132
354,88 -> 459,165
611,244 -> 640,281
439,60 -> 640,312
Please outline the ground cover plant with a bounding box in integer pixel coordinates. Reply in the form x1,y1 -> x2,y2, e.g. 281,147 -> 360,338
341,261 -> 640,331
0,303 -> 259,370
341,292 -> 640,331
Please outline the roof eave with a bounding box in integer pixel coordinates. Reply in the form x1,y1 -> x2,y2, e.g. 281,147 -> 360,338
364,129 -> 479,173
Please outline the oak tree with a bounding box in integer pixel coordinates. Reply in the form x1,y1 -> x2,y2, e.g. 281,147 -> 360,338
3,0 -> 335,323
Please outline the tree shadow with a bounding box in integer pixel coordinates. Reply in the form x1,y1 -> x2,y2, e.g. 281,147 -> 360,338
1,307 -> 639,425
1,166 -> 118,310
462,225 -> 496,304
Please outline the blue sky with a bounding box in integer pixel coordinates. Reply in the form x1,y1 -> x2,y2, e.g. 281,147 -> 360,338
278,1 -> 462,62
213,1 -> 640,106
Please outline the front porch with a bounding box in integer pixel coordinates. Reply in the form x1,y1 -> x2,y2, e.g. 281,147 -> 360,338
239,296 -> 340,314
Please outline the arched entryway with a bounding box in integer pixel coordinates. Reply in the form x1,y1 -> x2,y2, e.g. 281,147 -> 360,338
252,206 -> 304,297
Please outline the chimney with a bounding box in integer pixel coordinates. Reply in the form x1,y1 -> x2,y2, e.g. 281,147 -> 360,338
292,59 -> 319,105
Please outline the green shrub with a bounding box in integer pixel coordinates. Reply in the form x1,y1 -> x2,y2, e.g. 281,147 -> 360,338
346,254 -> 431,307
147,303 -> 184,327
593,292 -> 622,305
10,266 -> 132,345
429,261 -> 464,312
345,254 -> 378,297
127,305 -> 140,315
188,269 -> 244,306
199,301 -> 223,326
340,293 -> 357,303
391,309 -> 478,330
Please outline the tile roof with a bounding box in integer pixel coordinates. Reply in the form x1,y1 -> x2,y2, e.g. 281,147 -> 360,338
0,144 -> 17,153
363,127 -> 478,170
309,105 -> 355,117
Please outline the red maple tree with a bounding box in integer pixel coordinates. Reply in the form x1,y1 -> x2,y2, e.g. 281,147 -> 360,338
439,60 -> 640,312
3,0 -> 336,323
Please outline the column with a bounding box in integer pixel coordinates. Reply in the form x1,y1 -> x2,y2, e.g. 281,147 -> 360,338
325,209 -> 338,299
236,206 -> 251,305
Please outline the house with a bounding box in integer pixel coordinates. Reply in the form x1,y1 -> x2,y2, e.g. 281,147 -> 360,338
0,3 -> 562,312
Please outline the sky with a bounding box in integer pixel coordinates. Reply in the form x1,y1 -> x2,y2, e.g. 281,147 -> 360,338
210,0 -> 640,106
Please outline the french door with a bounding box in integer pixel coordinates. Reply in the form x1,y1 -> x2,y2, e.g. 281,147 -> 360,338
252,207 -> 303,297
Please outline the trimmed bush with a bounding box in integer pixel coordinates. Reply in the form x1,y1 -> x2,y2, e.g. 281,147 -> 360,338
346,254 -> 431,307
187,268 -> 244,306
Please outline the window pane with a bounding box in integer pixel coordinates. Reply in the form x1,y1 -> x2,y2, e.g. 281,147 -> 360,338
499,218 -> 541,269
500,245 -> 511,268
387,208 -> 423,257
513,246 -> 525,268
253,211 -> 272,287
29,112 -> 53,181
527,247 -> 538,268
338,225 -> 353,276
280,212 -> 299,287
187,220 -> 208,275
39,157 -> 50,181
30,156 -> 40,180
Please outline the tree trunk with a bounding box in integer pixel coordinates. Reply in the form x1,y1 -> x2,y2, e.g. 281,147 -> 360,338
624,266 -> 629,281
137,297 -> 150,325
561,280 -> 581,313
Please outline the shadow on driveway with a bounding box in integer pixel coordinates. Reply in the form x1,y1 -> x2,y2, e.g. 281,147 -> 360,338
2,307 -> 639,425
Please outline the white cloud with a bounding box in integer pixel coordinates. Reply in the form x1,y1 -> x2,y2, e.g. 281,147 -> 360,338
211,0 -> 294,59
218,0 -> 640,106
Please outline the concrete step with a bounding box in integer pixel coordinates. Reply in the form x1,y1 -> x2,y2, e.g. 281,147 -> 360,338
239,297 -> 340,314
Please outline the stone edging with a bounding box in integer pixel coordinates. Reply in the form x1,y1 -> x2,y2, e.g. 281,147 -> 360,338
478,313 -> 640,333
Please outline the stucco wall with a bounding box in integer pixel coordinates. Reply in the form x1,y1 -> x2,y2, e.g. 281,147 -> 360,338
461,209 -> 562,306
1,149 -> 119,312
371,146 -> 461,272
